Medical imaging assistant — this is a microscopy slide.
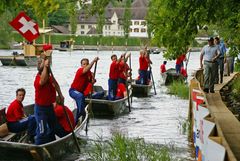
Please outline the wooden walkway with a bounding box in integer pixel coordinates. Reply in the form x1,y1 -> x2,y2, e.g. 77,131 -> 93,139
205,73 -> 240,161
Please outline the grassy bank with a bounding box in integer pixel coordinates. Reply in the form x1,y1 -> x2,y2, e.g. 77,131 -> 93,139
13,33 -> 148,46
88,133 -> 171,161
167,81 -> 189,99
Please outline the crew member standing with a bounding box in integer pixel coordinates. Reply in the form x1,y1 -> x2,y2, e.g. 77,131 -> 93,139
69,57 -> 99,124
34,52 -> 64,145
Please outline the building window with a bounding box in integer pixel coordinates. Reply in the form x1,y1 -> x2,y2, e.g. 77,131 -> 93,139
134,21 -> 139,25
141,21 -> 146,25
141,28 -> 146,32
108,26 -> 111,30
88,25 -> 92,29
134,28 -> 139,32
105,26 -> 107,30
81,25 -> 84,29
113,32 -> 115,35
113,20 -> 116,24
81,31 -> 84,34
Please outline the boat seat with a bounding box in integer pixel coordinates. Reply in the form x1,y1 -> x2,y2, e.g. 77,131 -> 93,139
0,132 -> 16,141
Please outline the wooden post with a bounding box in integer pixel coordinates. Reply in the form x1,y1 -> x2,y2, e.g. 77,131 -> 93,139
42,19 -> 45,44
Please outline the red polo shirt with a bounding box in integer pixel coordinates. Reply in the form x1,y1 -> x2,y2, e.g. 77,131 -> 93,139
160,64 -> 166,73
139,56 -> 149,71
109,61 -> 119,80
34,73 -> 56,106
118,61 -> 129,80
116,83 -> 126,98
83,83 -> 93,96
71,68 -> 92,92
54,105 -> 75,133
176,54 -> 186,65
6,99 -> 24,122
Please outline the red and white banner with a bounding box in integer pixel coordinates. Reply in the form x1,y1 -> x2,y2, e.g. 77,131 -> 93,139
9,11 -> 40,42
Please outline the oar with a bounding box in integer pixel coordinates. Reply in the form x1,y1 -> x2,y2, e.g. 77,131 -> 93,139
85,61 -> 98,133
49,68 -> 81,153
124,54 -> 131,112
129,53 -> 133,103
150,66 -> 157,95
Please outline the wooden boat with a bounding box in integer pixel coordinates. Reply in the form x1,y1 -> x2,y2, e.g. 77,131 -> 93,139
85,85 -> 131,117
0,104 -> 89,161
132,81 -> 152,97
56,39 -> 75,52
163,68 -> 185,85
0,28 -> 53,66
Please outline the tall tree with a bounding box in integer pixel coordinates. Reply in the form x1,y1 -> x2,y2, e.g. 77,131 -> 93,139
123,0 -> 131,39
91,0 -> 110,38
147,0 -> 240,59
67,2 -> 78,34
0,10 -> 13,48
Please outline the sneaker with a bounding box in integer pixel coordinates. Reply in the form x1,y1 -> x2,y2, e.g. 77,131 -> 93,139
203,88 -> 209,93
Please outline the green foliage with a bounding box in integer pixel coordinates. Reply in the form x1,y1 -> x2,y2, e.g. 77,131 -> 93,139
147,0 -> 240,59
232,77 -> 240,101
89,133 -> 171,161
234,59 -> 240,72
123,0 -> 131,39
67,2 -> 78,34
12,33 -> 145,46
91,0 -> 110,36
48,8 -> 69,26
23,0 -> 59,20
168,81 -> 189,99
0,10 -> 13,49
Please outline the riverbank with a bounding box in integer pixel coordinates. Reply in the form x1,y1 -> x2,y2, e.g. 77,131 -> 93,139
11,44 -> 202,52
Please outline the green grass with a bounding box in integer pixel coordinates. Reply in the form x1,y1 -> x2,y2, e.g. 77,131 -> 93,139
168,81 -> 189,99
88,133 -> 171,161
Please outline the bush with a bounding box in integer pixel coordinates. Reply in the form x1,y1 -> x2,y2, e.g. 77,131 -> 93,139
168,81 -> 189,99
89,133 -> 171,161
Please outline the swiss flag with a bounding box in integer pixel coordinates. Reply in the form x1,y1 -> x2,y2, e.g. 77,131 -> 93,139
9,11 -> 40,42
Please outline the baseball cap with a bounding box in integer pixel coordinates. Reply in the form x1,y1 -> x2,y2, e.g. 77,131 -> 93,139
208,37 -> 214,41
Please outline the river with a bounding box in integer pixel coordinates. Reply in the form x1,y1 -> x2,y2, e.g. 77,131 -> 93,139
0,49 -> 200,160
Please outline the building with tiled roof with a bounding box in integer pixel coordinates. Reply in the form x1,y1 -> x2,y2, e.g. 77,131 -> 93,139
75,0 -> 148,37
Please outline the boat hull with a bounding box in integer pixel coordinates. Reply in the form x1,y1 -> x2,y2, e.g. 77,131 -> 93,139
132,83 -> 152,97
0,104 -> 88,161
164,68 -> 185,85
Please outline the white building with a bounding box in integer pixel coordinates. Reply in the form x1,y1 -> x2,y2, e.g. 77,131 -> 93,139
75,0 -> 148,38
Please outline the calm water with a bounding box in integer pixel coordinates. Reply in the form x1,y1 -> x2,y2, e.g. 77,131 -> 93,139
0,49 -> 200,160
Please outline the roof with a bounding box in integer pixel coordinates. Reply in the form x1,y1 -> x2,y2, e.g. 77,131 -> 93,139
131,0 -> 148,20
51,25 -> 70,34
87,27 -> 97,34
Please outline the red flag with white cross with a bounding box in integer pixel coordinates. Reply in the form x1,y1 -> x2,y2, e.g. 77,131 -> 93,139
9,11 -> 40,42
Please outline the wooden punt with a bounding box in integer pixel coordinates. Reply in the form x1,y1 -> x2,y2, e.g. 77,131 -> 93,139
85,85 -> 131,117
163,68 -> 185,85
0,104 -> 89,161
131,81 -> 152,97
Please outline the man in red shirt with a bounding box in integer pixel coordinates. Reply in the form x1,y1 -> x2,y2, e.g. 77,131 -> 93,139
160,61 -> 167,73
118,53 -> 131,85
53,97 -> 75,138
6,88 -> 36,143
108,54 -> 123,100
175,54 -> 186,74
115,83 -> 127,100
34,53 -> 64,145
69,57 -> 99,124
136,49 -> 151,85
